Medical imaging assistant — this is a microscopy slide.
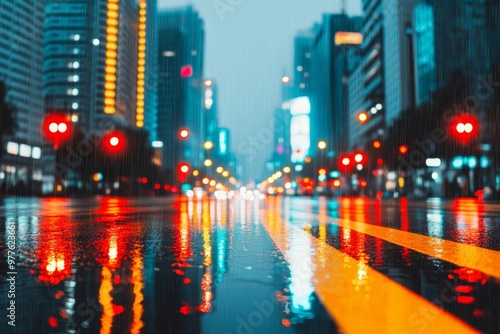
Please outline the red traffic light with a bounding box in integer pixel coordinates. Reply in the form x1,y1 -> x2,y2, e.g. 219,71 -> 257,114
450,114 -> 478,144
399,145 -> 408,155
179,163 -> 190,174
338,154 -> 352,172
102,131 -> 126,154
340,155 -> 351,166
353,151 -> 367,164
177,162 -> 190,182
179,128 -> 190,139
43,114 -> 72,147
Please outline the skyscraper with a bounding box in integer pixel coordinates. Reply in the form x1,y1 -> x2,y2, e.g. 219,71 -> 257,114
413,0 -> 490,105
299,14 -> 361,156
44,0 -> 157,132
0,0 -> 44,192
348,0 -> 416,149
157,6 -> 205,173
42,0 -> 157,193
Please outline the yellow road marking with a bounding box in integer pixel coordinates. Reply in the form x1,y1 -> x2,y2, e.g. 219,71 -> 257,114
261,206 -> 479,334
289,209 -> 500,279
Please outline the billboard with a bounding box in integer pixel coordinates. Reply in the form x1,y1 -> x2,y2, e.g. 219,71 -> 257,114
334,32 -> 363,46
218,128 -> 229,155
290,115 -> 310,163
290,96 -> 311,116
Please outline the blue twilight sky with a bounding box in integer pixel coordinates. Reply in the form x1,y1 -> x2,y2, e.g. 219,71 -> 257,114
158,0 -> 363,181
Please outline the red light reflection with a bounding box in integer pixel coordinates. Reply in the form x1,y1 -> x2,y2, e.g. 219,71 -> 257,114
36,217 -> 73,285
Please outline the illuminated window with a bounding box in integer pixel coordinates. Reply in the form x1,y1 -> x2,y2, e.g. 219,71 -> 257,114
32,147 -> 41,159
19,144 -> 31,158
32,170 -> 42,181
6,142 -> 19,155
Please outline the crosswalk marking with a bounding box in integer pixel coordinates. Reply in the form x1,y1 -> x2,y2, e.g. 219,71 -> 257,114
261,208 -> 479,334
288,209 -> 500,279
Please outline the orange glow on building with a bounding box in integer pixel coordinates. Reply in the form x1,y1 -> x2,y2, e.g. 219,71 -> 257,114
136,0 -> 147,126
105,0 -> 119,114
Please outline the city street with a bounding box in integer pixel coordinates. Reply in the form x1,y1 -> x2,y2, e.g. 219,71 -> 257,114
1,195 -> 499,333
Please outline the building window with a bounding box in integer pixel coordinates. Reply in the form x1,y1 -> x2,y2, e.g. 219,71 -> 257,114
6,142 -> 19,155
32,169 -> 42,181
32,147 -> 41,159
19,144 -> 31,158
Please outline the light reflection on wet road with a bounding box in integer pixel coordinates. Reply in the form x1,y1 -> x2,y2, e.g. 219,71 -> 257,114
0,195 -> 499,333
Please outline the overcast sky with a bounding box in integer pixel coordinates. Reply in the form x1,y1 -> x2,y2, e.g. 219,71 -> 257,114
157,0 -> 363,181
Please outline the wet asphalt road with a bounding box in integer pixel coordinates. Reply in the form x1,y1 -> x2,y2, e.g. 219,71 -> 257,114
0,195 -> 500,334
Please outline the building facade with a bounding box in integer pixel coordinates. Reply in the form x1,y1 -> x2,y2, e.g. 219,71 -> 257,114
299,14 -> 361,156
42,0 -> 157,193
157,6 -> 205,175
348,0 -> 417,149
0,0 -> 45,193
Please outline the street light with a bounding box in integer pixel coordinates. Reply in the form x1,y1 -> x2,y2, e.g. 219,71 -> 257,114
357,112 -> 369,124
203,141 -> 214,150
204,159 -> 213,167
216,167 -> 224,173
282,76 -> 290,84
318,141 -> 327,150
222,171 -> 229,177
283,166 -> 291,173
